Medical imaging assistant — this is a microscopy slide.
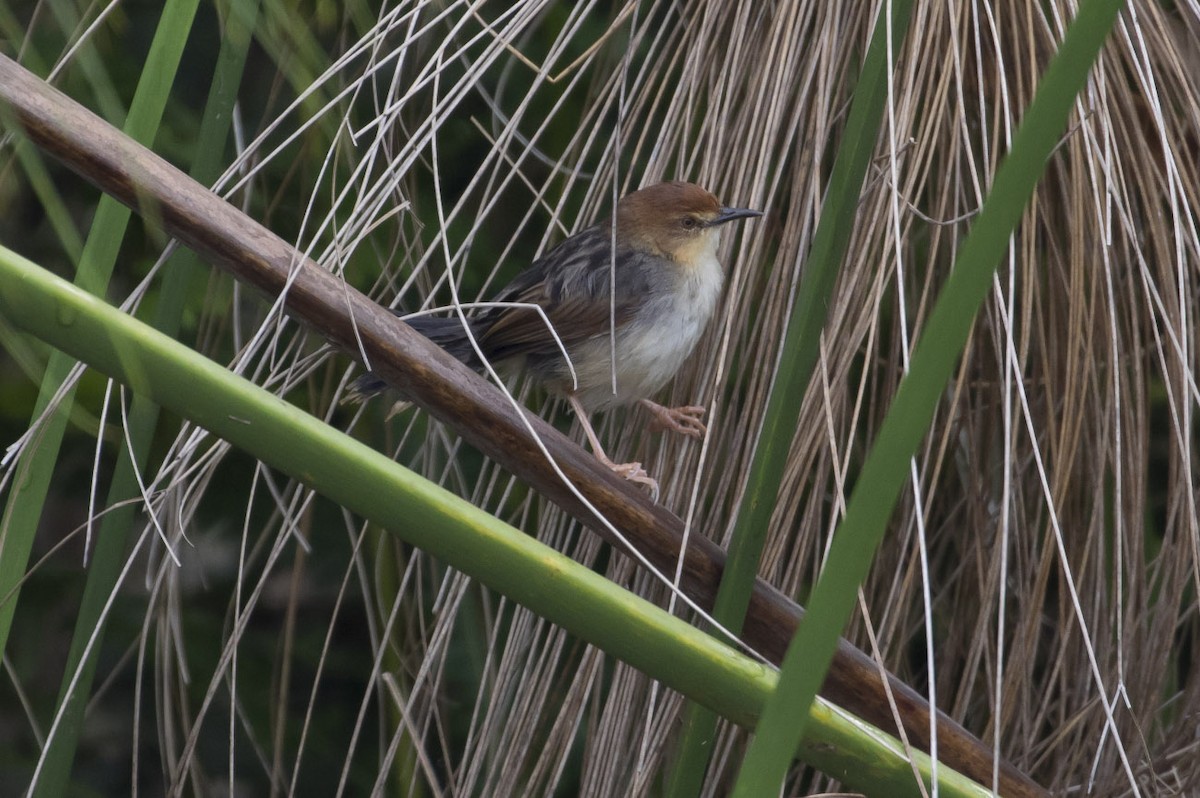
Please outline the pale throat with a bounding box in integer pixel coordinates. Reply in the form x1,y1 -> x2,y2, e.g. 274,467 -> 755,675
672,228 -> 722,271
670,229 -> 724,336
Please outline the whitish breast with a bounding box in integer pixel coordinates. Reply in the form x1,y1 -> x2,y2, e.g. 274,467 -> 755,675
574,239 -> 724,411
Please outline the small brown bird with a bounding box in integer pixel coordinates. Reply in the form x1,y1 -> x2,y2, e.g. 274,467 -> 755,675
351,181 -> 762,491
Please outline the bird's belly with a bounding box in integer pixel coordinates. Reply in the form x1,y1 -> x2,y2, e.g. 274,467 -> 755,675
564,323 -> 698,410
562,259 -> 722,411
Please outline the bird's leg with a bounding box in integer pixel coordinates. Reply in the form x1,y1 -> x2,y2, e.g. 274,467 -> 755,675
639,399 -> 707,439
566,395 -> 659,494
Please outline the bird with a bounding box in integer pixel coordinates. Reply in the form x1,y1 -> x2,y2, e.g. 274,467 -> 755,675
348,180 -> 762,492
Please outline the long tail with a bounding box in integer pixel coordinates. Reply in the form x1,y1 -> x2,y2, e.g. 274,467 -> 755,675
403,315 -> 486,365
343,313 -> 484,403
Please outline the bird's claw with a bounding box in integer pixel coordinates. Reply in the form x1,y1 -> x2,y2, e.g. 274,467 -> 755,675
608,460 -> 659,496
566,394 -> 661,498
641,401 -> 707,439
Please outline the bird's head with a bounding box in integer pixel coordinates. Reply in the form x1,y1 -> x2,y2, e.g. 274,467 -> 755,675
614,181 -> 762,267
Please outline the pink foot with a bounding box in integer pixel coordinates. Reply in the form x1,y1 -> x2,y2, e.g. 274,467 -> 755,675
567,394 -> 660,496
640,400 -> 707,439
603,457 -> 659,496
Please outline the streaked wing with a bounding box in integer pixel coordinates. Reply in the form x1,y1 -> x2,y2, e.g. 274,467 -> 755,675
480,225 -> 650,360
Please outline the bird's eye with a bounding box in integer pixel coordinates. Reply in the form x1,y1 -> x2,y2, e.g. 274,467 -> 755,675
681,216 -> 698,229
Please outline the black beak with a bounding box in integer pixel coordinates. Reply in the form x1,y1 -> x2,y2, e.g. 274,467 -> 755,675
711,206 -> 764,226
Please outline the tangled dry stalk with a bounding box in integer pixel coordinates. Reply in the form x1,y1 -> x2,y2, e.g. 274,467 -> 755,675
4,1 -> 1199,795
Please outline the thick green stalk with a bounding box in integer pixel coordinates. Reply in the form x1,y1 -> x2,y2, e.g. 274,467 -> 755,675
0,243 -> 994,798
666,2 -> 914,794
30,3 -> 260,796
731,1 -> 1125,794
0,0 -> 200,670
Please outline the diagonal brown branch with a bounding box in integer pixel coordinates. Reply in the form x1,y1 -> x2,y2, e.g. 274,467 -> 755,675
0,53 -> 1044,798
